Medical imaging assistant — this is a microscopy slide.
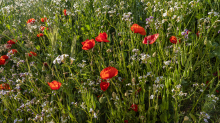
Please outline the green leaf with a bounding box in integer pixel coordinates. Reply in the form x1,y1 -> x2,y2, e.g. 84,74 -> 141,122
67,105 -> 71,111
35,45 -> 40,51
85,25 -> 90,30
189,113 -> 197,122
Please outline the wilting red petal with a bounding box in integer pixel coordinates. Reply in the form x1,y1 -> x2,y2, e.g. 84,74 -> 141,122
100,66 -> 118,80
7,39 -> 17,44
64,9 -> 67,16
40,26 -> 48,31
95,32 -> 109,42
100,80 -> 110,91
27,18 -> 35,24
48,80 -> 62,90
41,17 -> 47,22
170,36 -> 181,44
1,55 -> 9,60
0,58 -> 6,65
131,24 -> 146,35
82,39 -> 95,50
142,33 -> 159,44
0,83 -> 11,90
130,104 -> 138,112
28,51 -> 37,57
37,33 -> 44,37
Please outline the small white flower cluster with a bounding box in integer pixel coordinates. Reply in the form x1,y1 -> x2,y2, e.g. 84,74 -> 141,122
122,12 -> 133,22
80,102 -> 86,109
140,53 -> 151,64
53,54 -> 75,64
207,94 -> 219,103
154,76 -> 163,83
199,112 -> 210,123
13,118 -> 23,123
208,9 -> 219,17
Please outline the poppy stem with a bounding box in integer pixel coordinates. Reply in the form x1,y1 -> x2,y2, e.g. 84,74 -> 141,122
101,42 -> 103,53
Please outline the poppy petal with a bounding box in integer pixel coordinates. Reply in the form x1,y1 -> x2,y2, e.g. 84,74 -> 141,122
131,24 -> 146,35
142,33 -> 159,44
100,66 -> 118,80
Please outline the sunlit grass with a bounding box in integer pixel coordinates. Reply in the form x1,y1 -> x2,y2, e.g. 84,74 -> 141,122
0,0 -> 220,122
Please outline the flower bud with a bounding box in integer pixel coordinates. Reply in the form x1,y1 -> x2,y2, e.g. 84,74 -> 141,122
120,40 -> 123,45
99,97 -> 105,103
42,65 -> 45,71
52,68 -> 55,76
184,116 -> 189,121
152,52 -> 156,57
135,98 -> 139,104
106,49 -> 112,53
204,39 -> 207,45
125,91 -> 128,96
112,92 -> 116,99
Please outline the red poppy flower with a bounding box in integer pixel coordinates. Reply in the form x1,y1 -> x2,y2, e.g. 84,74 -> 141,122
95,32 -> 109,42
8,49 -> 17,54
124,120 -> 128,123
37,33 -> 44,37
48,80 -> 62,90
216,90 -> 219,93
27,18 -> 35,24
0,58 -> 6,65
170,36 -> 181,44
64,9 -> 67,16
41,17 -> 47,22
82,39 -> 95,50
0,83 -> 11,90
142,33 -> 159,44
7,39 -> 17,44
40,26 -> 49,31
28,51 -> 37,57
130,104 -> 138,112
100,80 -> 110,91
1,55 -> 9,60
100,66 -> 118,80
131,24 -> 146,35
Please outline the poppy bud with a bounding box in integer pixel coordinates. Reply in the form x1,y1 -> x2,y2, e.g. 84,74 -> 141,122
106,49 -> 112,53
204,38 -> 207,45
99,97 -> 105,103
120,40 -> 123,45
42,65 -> 45,71
184,116 -> 189,121
152,52 -> 156,57
52,68 -> 55,76
125,91 -> 128,96
112,92 -> 116,99
135,98 -> 138,104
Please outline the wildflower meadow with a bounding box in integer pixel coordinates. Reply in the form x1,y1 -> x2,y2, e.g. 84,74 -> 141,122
1,0 -> 220,122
